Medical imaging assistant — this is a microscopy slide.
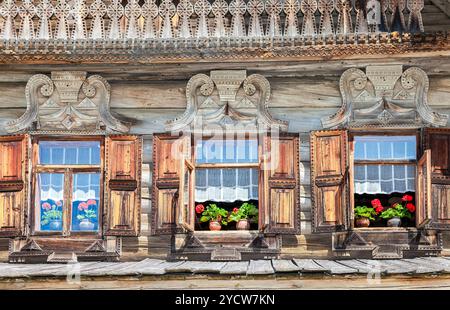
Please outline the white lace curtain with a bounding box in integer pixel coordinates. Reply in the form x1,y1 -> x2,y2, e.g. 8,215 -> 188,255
354,164 -> 416,194
195,168 -> 258,202
354,135 -> 416,194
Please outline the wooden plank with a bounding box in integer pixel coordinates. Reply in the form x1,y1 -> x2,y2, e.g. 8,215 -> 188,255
247,260 -> 275,275
165,261 -> 197,273
313,260 -> 358,275
402,258 -> 444,274
358,259 -> 416,275
419,257 -> 450,272
292,259 -> 328,273
271,259 -> 300,273
220,261 -> 249,275
336,259 -> 388,274
191,262 -> 227,274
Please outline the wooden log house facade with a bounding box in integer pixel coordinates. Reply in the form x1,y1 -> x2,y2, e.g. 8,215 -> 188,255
0,0 -> 450,263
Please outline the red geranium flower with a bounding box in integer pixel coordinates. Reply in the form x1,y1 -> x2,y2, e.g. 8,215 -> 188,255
87,199 -> 97,206
55,200 -> 62,207
371,199 -> 382,208
406,203 -> 416,213
42,202 -> 51,210
375,206 -> 384,214
233,208 -> 239,213
78,202 -> 88,211
195,204 -> 204,214
402,195 -> 413,202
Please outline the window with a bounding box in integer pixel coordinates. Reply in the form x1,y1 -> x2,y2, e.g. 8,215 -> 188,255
194,137 -> 259,230
352,135 -> 417,227
34,139 -> 102,234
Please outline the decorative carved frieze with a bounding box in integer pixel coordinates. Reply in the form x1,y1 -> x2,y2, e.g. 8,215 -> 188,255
6,71 -> 129,133
322,65 -> 449,128
167,70 -> 288,132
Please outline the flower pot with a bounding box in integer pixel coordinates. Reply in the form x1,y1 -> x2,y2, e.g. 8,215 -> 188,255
355,217 -> 370,228
49,220 -> 62,231
387,217 -> 401,227
209,221 -> 222,231
236,219 -> 250,230
79,219 -> 95,231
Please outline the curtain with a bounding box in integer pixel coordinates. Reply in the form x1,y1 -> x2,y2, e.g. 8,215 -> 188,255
354,164 -> 415,194
72,173 -> 100,201
38,173 -> 64,202
195,168 -> 258,202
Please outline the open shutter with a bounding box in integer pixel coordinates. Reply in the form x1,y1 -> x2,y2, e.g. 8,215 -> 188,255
104,135 -> 142,236
152,133 -> 191,235
311,130 -> 349,233
424,128 -> 450,230
178,159 -> 195,232
0,135 -> 28,237
260,133 -> 300,234
416,149 -> 432,228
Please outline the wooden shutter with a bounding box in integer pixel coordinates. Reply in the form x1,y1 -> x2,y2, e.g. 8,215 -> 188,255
311,130 -> 348,233
152,133 -> 191,235
424,128 -> 450,230
178,159 -> 195,232
0,135 -> 28,237
104,135 -> 142,236
260,133 -> 300,234
416,149 -> 432,228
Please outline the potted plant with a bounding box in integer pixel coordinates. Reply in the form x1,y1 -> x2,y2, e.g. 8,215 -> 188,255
379,194 -> 415,227
199,204 -> 228,231
354,206 -> 377,227
41,201 -> 63,230
228,202 -> 258,230
76,199 -> 98,231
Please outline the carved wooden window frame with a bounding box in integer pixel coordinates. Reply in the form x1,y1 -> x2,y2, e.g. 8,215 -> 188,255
30,135 -> 104,238
192,132 -> 262,231
348,129 -> 421,230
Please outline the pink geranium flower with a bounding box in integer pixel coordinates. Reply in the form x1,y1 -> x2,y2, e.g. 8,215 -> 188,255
42,202 -> 51,210
78,202 -> 88,211
87,199 -> 97,206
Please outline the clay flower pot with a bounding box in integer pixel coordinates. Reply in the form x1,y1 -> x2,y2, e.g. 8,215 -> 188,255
79,219 -> 95,231
49,220 -> 62,231
387,217 -> 401,227
236,219 -> 250,230
209,221 -> 222,231
355,217 -> 370,228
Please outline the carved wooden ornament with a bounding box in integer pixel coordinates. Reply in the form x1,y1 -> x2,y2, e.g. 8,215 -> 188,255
166,70 -> 288,132
322,65 -> 449,128
6,71 -> 129,133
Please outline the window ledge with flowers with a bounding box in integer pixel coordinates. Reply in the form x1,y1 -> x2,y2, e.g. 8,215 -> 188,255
354,194 -> 416,229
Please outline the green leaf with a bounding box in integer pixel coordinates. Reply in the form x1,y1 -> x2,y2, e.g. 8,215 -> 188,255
199,216 -> 209,223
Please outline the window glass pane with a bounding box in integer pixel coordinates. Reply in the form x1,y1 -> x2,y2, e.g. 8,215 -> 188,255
71,173 -> 100,231
39,141 -> 101,165
196,139 -> 258,164
37,173 -> 64,231
354,164 -> 415,194
195,168 -> 258,202
354,136 -> 416,161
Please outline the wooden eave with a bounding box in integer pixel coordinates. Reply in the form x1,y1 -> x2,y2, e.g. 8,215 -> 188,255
0,32 -> 449,65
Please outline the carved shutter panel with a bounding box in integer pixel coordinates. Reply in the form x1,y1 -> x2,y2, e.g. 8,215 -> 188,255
0,135 -> 28,237
152,134 -> 191,235
178,159 -> 195,232
104,135 -> 142,236
311,130 -> 349,233
416,149 -> 432,228
424,128 -> 450,230
261,133 -> 300,234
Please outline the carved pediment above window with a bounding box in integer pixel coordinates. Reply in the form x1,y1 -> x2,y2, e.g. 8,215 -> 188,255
322,65 -> 449,128
6,71 -> 129,133
166,70 -> 288,132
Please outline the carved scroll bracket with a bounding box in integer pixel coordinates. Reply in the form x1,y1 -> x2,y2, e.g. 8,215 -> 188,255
322,65 -> 449,128
166,70 -> 288,133
6,71 -> 130,133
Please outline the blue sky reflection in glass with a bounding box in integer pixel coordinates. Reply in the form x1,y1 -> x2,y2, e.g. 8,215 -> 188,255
39,141 -> 101,165
195,139 -> 258,164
